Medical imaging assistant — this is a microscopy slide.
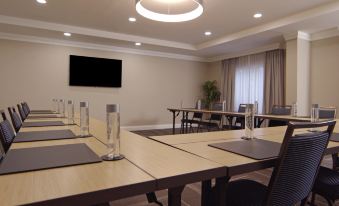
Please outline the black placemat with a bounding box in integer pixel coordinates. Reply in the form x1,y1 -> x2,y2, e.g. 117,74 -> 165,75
30,110 -> 54,113
22,121 -> 65,127
0,143 -> 102,175
330,133 -> 339,142
27,115 -> 59,119
209,139 -> 281,160
14,130 -> 78,143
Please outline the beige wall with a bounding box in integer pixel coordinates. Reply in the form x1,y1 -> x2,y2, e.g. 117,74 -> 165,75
311,36 -> 339,109
0,39 -> 209,126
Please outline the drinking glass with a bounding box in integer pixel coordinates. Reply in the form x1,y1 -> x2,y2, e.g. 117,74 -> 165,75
243,104 -> 255,140
80,101 -> 89,136
311,104 -> 319,123
59,99 -> 65,117
254,100 -> 258,115
67,100 -> 74,124
197,99 -> 202,110
291,102 -> 298,117
222,100 -> 227,112
102,104 -> 124,161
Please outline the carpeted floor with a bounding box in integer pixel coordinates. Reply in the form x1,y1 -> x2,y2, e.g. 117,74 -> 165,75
110,128 -> 337,206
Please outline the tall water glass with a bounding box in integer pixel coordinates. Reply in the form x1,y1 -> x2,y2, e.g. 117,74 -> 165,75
311,104 -> 319,123
59,99 -> 65,117
102,104 -> 124,161
291,102 -> 298,117
254,100 -> 259,115
243,104 -> 255,140
197,99 -> 202,110
67,100 -> 74,124
222,100 -> 227,112
52,99 -> 56,112
80,101 -> 89,136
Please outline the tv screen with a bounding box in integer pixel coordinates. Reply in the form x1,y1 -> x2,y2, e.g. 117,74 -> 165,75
69,55 -> 122,88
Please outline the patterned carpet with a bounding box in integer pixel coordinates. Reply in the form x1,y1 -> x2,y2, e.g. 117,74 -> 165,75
110,128 -> 337,206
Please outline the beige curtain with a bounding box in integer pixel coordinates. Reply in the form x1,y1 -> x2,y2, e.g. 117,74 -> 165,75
221,58 -> 237,111
264,49 -> 286,114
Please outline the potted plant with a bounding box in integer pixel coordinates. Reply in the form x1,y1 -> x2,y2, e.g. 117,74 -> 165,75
202,80 -> 221,109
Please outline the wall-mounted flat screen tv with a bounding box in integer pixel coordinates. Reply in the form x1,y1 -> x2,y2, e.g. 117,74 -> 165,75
69,55 -> 122,88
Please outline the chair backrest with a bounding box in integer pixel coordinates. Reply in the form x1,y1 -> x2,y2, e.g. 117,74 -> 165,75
24,102 -> 30,112
17,104 -> 27,121
192,112 -> 203,119
271,105 -> 292,115
0,110 -> 6,121
0,120 -> 16,152
21,102 -> 30,116
8,107 -> 22,133
212,103 -> 223,111
238,104 -> 247,113
266,120 -> 336,206
210,113 -> 222,121
319,107 -> 336,119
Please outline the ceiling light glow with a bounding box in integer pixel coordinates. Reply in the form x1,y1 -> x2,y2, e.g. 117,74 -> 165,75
64,32 -> 72,37
36,0 -> 47,4
253,13 -> 263,18
135,0 -> 204,23
204,31 -> 212,36
135,42 -> 142,46
129,17 -> 137,22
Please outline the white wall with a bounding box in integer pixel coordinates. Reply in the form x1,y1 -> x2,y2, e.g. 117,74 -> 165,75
0,39 -> 210,126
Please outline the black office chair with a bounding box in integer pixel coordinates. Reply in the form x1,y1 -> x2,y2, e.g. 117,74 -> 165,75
268,105 -> 292,127
198,103 -> 223,132
8,107 -> 22,133
181,112 -> 203,133
319,107 -> 336,119
229,104 -> 247,130
17,104 -> 27,121
0,119 -> 16,153
311,166 -> 339,206
21,102 -> 30,117
214,120 -> 335,206
0,109 -> 7,121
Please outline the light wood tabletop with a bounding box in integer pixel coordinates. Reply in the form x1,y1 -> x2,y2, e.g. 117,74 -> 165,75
1,116 -> 228,206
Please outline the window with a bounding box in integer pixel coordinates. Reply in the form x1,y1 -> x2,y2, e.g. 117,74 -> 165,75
233,53 -> 265,113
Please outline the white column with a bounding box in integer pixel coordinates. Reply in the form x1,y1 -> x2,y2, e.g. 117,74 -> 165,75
284,31 -> 311,116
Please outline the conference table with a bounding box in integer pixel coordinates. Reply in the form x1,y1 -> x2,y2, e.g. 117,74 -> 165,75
150,121 -> 339,204
0,116 -> 226,206
168,108 -> 313,134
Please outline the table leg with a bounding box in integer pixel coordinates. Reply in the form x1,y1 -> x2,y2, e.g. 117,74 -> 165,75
201,180 -> 212,206
185,112 -> 189,134
172,111 -> 176,135
215,176 -> 230,206
255,118 -> 265,128
168,185 -> 185,206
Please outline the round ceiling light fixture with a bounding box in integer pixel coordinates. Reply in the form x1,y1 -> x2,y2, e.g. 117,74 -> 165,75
135,0 -> 203,23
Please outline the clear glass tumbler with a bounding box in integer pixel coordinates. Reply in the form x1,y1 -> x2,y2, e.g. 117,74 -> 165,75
291,102 -> 298,117
222,100 -> 227,112
197,99 -> 202,110
311,104 -> 319,123
80,101 -> 89,136
102,104 -> 124,161
67,100 -> 74,125
244,104 -> 255,140
59,99 -> 65,117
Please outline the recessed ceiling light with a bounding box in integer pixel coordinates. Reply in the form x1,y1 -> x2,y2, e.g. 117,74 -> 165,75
204,31 -> 212,36
129,17 -> 136,22
36,0 -> 47,4
64,32 -> 72,37
253,13 -> 263,18
135,42 -> 142,46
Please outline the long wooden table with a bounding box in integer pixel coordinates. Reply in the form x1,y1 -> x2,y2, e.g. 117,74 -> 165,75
0,116 -> 226,206
168,108 -> 313,134
150,124 -> 339,204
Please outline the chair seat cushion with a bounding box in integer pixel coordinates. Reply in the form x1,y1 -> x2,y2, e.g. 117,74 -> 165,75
313,166 -> 339,200
226,179 -> 267,206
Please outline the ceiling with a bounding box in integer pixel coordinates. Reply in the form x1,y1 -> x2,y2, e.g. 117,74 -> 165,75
0,0 -> 339,61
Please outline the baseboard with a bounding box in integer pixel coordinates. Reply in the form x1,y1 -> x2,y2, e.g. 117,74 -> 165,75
122,123 -> 181,131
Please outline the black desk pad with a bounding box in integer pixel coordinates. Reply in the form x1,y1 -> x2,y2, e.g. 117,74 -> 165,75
30,110 -> 54,113
330,133 -> 339,142
0,143 -> 102,175
209,139 -> 281,160
27,115 -> 59,119
14,130 -> 78,143
22,121 -> 65,127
